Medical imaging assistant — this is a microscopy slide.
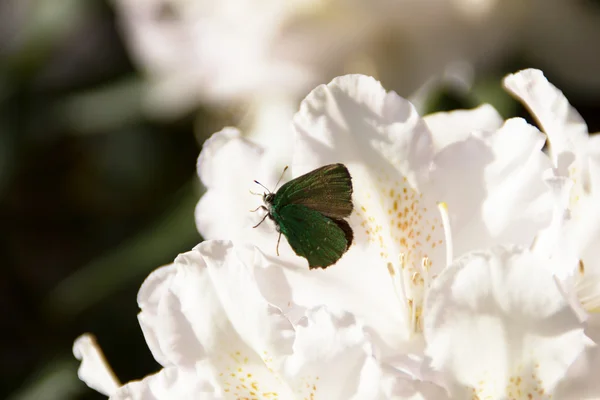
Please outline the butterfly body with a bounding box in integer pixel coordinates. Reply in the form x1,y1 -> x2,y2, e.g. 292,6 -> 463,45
254,163 -> 354,269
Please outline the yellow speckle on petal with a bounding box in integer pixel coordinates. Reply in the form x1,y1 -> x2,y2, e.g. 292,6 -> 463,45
354,170 -> 448,336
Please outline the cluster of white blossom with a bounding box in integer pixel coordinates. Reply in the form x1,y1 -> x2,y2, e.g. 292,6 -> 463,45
111,0 -> 600,119
74,68 -> 600,399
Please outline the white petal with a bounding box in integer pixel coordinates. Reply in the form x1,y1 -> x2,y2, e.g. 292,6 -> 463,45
554,340 -> 600,400
197,128 -> 261,190
198,241 -> 295,358
195,128 -> 301,265
503,68 -> 589,162
136,240 -> 295,368
431,118 -> 552,255
136,263 -> 180,367
529,171 -> 573,258
116,305 -> 427,399
424,104 -> 503,151
252,247 -> 412,356
283,307 -> 380,399
113,0 -> 314,112
292,74 -> 434,188
383,371 -> 450,400
110,364 -> 217,400
283,306 -> 434,400
533,163 -> 600,320
424,246 -> 586,398
73,334 -> 120,396
195,128 -> 263,240
244,94 -> 297,158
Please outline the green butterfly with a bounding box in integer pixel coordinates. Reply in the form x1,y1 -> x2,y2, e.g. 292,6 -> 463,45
252,163 -> 354,269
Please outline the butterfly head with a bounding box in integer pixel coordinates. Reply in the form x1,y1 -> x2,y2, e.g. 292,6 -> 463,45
263,192 -> 275,205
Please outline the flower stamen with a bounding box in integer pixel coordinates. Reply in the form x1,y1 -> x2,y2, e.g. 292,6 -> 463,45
437,201 -> 453,266
387,253 -> 433,335
421,256 -> 431,293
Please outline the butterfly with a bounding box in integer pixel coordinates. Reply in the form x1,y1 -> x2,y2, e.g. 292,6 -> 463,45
252,163 -> 354,269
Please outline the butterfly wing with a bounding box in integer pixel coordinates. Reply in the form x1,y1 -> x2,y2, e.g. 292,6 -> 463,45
276,204 -> 353,269
274,163 -> 353,219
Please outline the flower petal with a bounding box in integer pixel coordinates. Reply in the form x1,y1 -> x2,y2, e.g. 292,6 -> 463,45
136,240 -> 295,368
281,306 -> 442,399
424,104 -> 503,151
110,364 -> 217,400
73,334 -> 120,397
424,246 -> 586,398
383,371 -> 450,400
252,246 -> 411,357
554,339 -> 600,400
293,74 -> 434,187
283,307 -> 381,399
503,68 -> 589,162
195,128 -> 301,265
195,128 -> 264,240
115,304 -> 426,399
431,117 -> 552,255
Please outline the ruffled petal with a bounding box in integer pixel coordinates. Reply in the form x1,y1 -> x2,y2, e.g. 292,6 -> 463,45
73,334 -> 121,397
110,364 -> 217,400
424,246 -> 586,398
293,74 -> 434,188
136,240 -> 295,368
431,117 -> 552,255
503,68 -> 588,163
424,104 -> 503,151
195,128 -> 300,265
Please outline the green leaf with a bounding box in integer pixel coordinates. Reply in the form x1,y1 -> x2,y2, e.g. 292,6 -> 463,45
43,180 -> 203,320
7,357 -> 84,400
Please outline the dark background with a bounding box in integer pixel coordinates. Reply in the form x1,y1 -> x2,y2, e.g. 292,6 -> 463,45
1,1 -> 599,399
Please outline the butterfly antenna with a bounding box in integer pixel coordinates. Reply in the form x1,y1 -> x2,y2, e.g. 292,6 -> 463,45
274,166 -> 288,191
253,180 -> 271,193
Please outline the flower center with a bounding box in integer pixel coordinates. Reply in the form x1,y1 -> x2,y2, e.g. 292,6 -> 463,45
353,171 -> 453,336
385,203 -> 453,335
387,254 -> 432,334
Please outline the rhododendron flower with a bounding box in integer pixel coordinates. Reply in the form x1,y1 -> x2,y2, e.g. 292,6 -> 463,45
195,74 -> 553,368
74,241 -> 442,399
113,0 -> 600,118
504,69 -> 600,319
503,69 -> 600,398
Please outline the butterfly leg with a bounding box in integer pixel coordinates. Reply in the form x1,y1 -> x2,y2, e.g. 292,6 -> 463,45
276,232 -> 282,256
252,212 -> 270,228
250,205 -> 268,213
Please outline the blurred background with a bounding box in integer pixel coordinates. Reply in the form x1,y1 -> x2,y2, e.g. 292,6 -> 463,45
1,0 -> 599,399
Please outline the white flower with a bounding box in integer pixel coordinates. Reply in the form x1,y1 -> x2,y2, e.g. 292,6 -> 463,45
113,0 -> 600,118
504,69 -> 600,320
111,0 -> 376,116
503,69 -> 600,398
75,240 -> 430,399
423,245 -> 588,398
195,74 -> 553,365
